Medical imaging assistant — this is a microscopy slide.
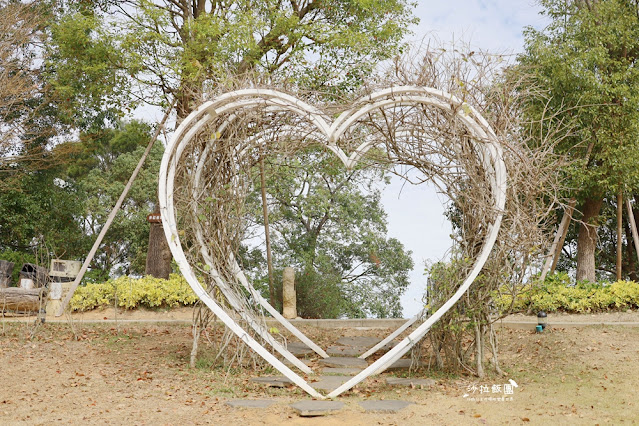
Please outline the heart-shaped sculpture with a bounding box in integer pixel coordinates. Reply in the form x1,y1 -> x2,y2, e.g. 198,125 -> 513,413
159,86 -> 506,398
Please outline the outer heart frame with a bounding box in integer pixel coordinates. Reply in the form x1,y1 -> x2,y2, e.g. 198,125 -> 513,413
158,86 -> 507,399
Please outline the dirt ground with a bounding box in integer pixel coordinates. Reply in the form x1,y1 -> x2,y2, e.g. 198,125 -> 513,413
46,305 -> 639,324
1,311 -> 639,425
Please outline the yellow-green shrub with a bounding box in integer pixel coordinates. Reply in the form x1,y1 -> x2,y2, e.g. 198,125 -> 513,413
69,274 -> 198,311
495,274 -> 639,314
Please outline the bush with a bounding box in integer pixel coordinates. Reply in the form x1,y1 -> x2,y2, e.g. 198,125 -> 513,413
69,274 -> 198,311
269,267 -> 345,319
495,273 -> 639,314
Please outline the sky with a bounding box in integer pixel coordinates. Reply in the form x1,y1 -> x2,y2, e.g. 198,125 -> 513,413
388,0 -> 550,317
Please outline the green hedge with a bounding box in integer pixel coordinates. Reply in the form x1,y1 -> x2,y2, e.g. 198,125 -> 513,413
494,273 -> 639,313
69,274 -> 198,311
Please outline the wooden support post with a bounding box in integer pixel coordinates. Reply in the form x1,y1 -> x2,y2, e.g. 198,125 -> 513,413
541,199 -> 576,281
626,198 -> 639,266
617,192 -> 623,281
56,101 -> 175,316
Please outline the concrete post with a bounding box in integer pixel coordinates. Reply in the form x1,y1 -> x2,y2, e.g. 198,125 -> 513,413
282,267 -> 297,319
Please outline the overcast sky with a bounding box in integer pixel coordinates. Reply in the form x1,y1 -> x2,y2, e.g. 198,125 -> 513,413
390,0 -> 550,316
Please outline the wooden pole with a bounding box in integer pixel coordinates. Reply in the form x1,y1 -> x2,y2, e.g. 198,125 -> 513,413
540,199 -> 576,281
56,102 -> 175,316
550,200 -> 575,274
617,192 -> 623,281
259,158 -> 276,308
626,198 -> 639,266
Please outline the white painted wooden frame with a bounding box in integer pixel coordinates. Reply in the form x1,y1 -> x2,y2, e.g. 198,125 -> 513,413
158,87 -> 507,398
191,124 -> 329,361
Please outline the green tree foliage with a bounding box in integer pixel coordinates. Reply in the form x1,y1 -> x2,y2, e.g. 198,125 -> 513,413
517,0 -> 639,280
0,119 -> 160,281
243,148 -> 413,318
59,121 -> 162,280
42,0 -> 418,284
46,0 -> 417,118
0,1 -> 89,270
0,167 -> 85,259
44,4 -> 132,130
0,1 -> 69,188
2,1 -> 417,287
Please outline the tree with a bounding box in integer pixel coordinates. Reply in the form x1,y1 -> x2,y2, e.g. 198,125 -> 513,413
60,120 -> 162,280
557,195 -> 639,281
0,1 -> 71,192
0,1 -> 85,263
0,1 -> 40,159
46,0 -> 418,277
0,166 -> 85,260
518,0 -> 639,281
242,147 -> 413,318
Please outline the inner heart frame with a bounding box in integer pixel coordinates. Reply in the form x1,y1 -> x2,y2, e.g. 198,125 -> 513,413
158,86 -> 507,399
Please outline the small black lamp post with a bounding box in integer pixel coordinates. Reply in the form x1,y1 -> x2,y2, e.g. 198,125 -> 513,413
537,311 -> 547,332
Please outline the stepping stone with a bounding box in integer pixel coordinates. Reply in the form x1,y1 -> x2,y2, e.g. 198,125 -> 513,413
359,400 -> 412,413
336,336 -> 397,352
336,336 -> 382,347
286,341 -> 314,356
327,345 -> 363,356
310,375 -> 354,392
282,358 -> 313,368
250,376 -> 293,387
318,356 -> 368,369
386,377 -> 437,388
386,358 -> 421,371
322,367 -> 363,375
291,401 -> 345,417
226,399 -> 275,408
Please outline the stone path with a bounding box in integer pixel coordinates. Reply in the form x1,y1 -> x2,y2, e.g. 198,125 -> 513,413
335,336 -> 397,351
326,345 -> 363,356
244,335 -> 435,418
290,401 -> 345,416
386,358 -> 422,371
286,341 -> 314,356
335,336 -> 382,347
310,375 -> 354,392
318,356 -> 368,368
322,367 -> 363,375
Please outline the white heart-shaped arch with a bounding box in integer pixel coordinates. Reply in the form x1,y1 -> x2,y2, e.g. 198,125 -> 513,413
158,86 -> 506,398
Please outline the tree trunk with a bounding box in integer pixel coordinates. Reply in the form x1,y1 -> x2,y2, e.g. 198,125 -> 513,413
0,287 -> 43,312
576,197 -> 603,282
145,206 -> 172,279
